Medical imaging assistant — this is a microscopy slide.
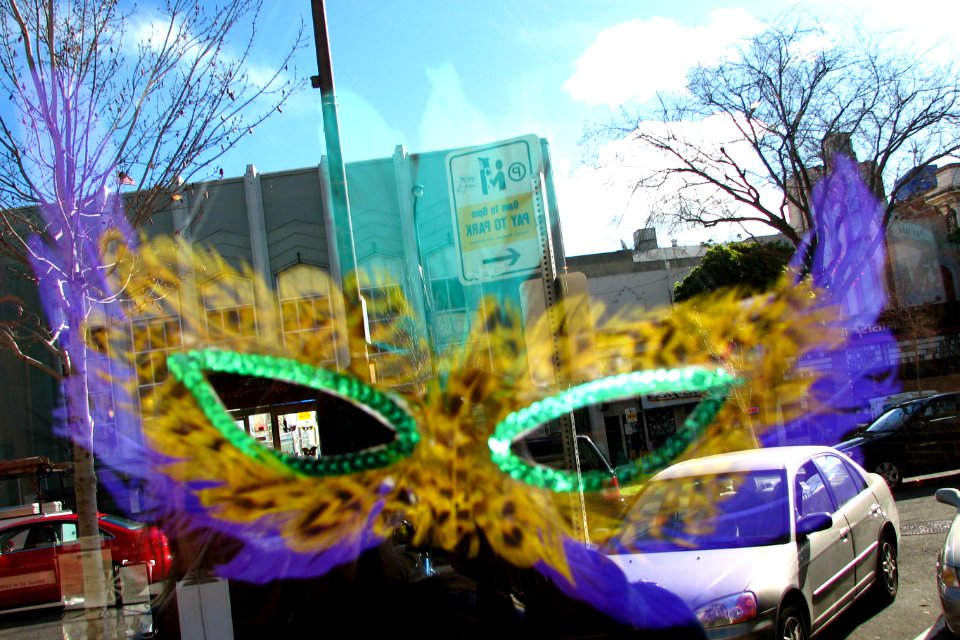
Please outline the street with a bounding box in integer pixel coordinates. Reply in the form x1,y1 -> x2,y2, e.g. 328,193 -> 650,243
818,471 -> 960,640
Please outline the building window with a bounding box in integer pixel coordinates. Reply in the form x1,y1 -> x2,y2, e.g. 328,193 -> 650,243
201,275 -> 257,344
363,283 -> 407,355
431,277 -> 465,312
430,277 -> 489,358
131,316 -> 182,391
277,265 -> 338,363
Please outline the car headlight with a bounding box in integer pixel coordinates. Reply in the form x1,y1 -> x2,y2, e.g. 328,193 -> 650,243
941,563 -> 960,588
694,591 -> 758,628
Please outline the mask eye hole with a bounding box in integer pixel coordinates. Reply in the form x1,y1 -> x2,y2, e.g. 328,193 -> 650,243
167,350 -> 419,476
489,366 -> 739,492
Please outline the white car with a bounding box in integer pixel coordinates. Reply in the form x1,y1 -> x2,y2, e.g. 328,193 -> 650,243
935,487 -> 960,636
607,446 -> 900,639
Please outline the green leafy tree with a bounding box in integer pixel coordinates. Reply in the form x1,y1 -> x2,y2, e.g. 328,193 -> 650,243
673,241 -> 793,302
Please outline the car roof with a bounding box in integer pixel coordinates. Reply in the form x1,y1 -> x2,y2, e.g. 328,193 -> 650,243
0,512 -> 76,528
651,446 -> 842,479
892,392 -> 960,407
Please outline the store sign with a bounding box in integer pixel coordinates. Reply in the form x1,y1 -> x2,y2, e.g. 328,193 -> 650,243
446,135 -> 544,283
641,391 -> 705,409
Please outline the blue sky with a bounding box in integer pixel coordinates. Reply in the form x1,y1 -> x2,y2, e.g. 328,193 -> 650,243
220,0 -> 960,256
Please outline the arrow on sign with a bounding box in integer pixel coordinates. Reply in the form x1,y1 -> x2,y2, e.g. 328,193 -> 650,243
482,247 -> 521,267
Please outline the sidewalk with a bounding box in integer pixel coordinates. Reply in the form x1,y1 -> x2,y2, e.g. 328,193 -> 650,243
0,604 -> 153,639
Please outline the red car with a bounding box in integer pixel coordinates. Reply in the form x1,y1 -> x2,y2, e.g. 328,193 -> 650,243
0,510 -> 172,611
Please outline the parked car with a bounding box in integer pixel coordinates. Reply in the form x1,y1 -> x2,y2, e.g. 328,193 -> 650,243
521,433 -> 622,502
518,433 -> 625,534
0,508 -> 172,611
835,392 -> 960,489
606,446 -> 899,640
935,487 -> 960,636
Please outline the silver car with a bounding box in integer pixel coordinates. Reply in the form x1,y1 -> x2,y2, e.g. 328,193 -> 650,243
935,487 -> 960,635
607,446 -> 900,639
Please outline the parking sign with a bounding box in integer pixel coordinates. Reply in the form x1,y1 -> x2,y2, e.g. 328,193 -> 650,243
446,135 -> 544,283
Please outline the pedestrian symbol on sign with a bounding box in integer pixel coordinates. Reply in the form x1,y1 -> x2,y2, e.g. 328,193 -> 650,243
479,157 -> 506,195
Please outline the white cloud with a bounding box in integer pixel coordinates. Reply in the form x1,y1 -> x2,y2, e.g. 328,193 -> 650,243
804,0 -> 959,59
418,64 -> 496,152
336,89 -> 406,162
558,113 -> 783,255
555,165 -> 632,256
563,9 -> 764,107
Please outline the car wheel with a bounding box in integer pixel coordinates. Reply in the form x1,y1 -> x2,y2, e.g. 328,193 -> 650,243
874,461 -> 902,489
776,605 -> 808,640
872,534 -> 898,604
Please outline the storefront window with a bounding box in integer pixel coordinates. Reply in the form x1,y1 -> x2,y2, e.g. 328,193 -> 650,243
645,407 -> 678,449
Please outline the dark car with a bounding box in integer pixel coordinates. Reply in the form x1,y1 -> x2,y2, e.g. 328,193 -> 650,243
521,433 -> 622,502
835,392 -> 960,489
517,433 -> 625,533
0,509 -> 173,611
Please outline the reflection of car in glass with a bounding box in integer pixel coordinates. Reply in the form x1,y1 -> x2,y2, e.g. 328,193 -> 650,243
606,446 -> 899,640
935,487 -> 960,636
517,433 -> 625,534
0,510 -> 172,611
521,434 -> 622,503
835,392 -> 960,489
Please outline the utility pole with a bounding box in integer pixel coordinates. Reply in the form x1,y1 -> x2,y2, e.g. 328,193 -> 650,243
309,0 -> 367,371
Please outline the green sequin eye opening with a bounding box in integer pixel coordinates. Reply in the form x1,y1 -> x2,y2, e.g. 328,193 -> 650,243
488,366 -> 741,492
166,350 -> 419,476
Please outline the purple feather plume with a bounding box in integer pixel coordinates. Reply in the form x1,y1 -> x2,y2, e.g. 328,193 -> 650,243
762,154 -> 900,446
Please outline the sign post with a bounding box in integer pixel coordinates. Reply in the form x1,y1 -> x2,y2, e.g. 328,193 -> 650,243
446,135 -> 544,284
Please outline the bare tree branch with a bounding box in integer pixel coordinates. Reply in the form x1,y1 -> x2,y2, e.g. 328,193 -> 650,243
587,11 -> 960,248
0,0 -> 308,614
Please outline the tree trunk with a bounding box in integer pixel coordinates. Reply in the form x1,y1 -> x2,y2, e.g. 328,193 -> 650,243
64,319 -> 108,618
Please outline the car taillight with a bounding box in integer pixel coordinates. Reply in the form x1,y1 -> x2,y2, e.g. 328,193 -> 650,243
155,531 -> 173,580
602,475 -> 620,501
141,528 -> 172,582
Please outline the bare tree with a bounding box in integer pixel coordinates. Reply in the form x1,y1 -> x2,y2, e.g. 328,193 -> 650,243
590,12 -> 960,246
0,0 -> 305,611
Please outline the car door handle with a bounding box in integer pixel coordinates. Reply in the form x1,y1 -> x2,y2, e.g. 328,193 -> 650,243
870,504 -> 883,517
840,526 -> 850,541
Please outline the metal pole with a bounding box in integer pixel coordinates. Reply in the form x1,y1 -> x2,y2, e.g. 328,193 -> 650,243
412,185 -> 439,377
310,0 -> 363,326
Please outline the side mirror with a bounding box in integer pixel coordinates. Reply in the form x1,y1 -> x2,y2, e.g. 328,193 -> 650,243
796,512 -> 832,538
936,488 -> 960,510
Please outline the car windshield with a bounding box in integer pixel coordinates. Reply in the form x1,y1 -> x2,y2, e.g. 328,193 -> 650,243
609,469 -> 789,552
865,403 -> 922,434
99,514 -> 145,530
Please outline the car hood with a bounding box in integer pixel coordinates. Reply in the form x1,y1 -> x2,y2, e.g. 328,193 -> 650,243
835,431 -> 890,450
607,544 -> 796,610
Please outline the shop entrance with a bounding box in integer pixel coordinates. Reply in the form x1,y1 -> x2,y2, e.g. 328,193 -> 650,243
210,370 -> 395,459
603,414 -> 628,467
231,401 -> 320,458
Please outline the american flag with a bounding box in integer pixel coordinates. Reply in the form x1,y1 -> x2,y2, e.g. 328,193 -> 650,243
117,171 -> 134,186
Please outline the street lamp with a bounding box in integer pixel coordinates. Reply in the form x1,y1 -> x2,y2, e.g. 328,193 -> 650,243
412,184 -> 438,377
